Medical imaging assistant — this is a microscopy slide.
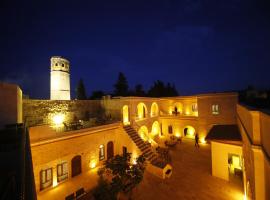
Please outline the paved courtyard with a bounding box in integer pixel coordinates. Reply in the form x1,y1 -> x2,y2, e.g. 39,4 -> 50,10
134,138 -> 244,200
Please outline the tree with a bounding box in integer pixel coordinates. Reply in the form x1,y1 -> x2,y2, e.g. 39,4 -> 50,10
148,80 -> 178,97
90,90 -> 105,100
113,72 -> 129,96
147,80 -> 166,97
93,153 -> 146,200
134,84 -> 145,97
76,78 -> 87,100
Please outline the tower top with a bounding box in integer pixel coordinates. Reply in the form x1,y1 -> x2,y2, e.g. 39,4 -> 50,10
50,56 -> 70,73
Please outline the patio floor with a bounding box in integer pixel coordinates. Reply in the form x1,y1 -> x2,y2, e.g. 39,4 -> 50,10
134,138 -> 244,200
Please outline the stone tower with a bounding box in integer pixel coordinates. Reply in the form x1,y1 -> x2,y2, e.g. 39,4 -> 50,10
50,56 -> 70,100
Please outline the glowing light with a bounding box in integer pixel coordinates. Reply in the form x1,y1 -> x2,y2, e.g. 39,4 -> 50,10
175,133 -> 181,138
52,114 -> 64,125
90,160 -> 97,169
200,138 -> 206,144
122,105 -> 130,125
53,177 -> 58,187
132,158 -> 137,165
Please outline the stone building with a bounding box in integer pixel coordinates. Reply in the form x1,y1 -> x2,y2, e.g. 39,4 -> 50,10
0,61 -> 269,200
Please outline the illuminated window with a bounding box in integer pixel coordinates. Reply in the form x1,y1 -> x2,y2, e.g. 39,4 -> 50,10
57,162 -> 68,183
40,168 -> 52,190
192,104 -> 198,112
99,145 -> 105,161
212,104 -> 219,115
168,125 -> 173,134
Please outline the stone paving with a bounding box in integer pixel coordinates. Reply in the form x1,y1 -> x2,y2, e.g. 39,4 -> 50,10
134,138 -> 244,200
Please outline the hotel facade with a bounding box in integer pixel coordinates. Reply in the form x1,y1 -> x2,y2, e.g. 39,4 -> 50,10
0,57 -> 269,200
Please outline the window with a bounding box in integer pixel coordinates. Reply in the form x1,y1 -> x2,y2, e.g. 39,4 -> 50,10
57,162 -> 68,183
192,104 -> 198,112
40,168 -> 52,190
99,145 -> 105,161
62,63 -> 65,67
55,63 -> 58,66
122,146 -> 127,156
212,104 -> 219,115
168,125 -> 173,134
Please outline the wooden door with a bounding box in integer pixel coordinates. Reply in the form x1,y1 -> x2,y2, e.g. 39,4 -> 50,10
71,155 -> 81,177
107,141 -> 114,160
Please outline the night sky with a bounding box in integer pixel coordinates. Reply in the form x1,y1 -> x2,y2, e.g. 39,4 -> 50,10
1,0 -> 270,99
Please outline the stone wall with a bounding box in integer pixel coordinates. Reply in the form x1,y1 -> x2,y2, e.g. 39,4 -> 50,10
23,99 -> 102,127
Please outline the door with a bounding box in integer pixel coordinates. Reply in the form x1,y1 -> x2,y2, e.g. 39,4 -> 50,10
107,141 -> 114,160
71,155 -> 81,177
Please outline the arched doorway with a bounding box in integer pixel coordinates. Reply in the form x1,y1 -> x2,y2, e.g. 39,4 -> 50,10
107,141 -> 114,160
71,155 -> 81,177
151,121 -> 160,136
172,102 -> 183,115
122,105 -> 129,125
137,103 -> 147,119
150,102 -> 159,117
183,126 -> 196,139
138,126 -> 149,141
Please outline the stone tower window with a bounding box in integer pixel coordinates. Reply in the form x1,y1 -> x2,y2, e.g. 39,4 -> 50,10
55,63 -> 58,66
62,63 -> 65,67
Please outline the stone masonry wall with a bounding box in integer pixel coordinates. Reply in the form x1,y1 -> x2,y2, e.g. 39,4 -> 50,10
23,99 -> 102,127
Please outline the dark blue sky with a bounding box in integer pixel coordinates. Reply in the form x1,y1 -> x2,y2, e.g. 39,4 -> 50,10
1,0 -> 270,99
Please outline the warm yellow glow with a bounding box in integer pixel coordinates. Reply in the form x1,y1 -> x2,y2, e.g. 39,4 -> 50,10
175,133 -> 181,138
185,110 -> 190,115
122,105 -> 130,125
150,102 -> 159,117
52,113 -> 65,125
232,156 -> 241,169
151,121 -> 160,136
90,159 -> 97,169
138,126 -> 149,141
132,158 -> 137,165
187,128 -> 195,135
53,176 -> 58,187
169,106 -> 173,115
137,103 -> 147,119
200,138 -> 206,144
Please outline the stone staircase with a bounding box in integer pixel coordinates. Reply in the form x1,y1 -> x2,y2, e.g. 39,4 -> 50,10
123,125 -> 161,166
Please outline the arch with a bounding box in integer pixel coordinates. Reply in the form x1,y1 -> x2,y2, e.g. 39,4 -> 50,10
122,105 -> 130,125
173,102 -> 183,114
138,126 -> 149,141
150,102 -> 159,117
151,121 -> 160,136
183,125 -> 196,139
71,155 -> 81,177
107,141 -> 114,160
137,103 -> 148,119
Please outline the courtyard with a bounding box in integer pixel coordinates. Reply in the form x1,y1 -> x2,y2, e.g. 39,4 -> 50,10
134,138 -> 244,200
